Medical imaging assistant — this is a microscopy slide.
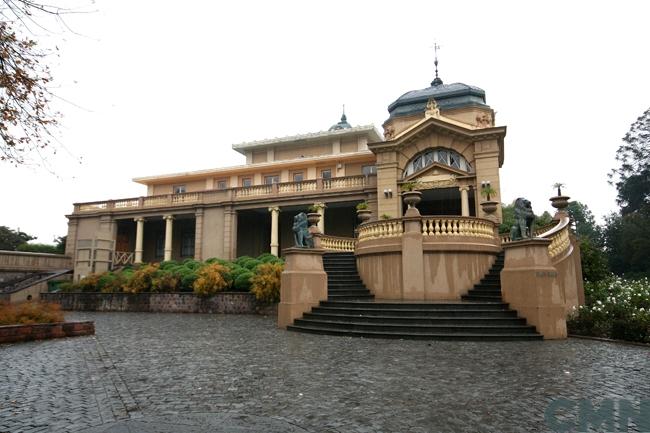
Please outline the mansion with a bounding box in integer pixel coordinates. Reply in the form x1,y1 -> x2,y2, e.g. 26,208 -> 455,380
67,76 -> 505,280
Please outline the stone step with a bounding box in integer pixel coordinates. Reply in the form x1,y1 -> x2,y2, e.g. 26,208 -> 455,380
466,290 -> 502,297
473,282 -> 501,290
327,276 -> 363,282
303,312 -> 527,326
313,306 -> 518,317
293,319 -> 538,334
286,325 -> 543,341
319,301 -> 509,310
328,294 -> 375,301
461,294 -> 503,302
327,289 -> 373,296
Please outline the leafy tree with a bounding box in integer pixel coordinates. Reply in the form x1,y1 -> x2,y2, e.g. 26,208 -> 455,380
609,107 -> 650,215
16,243 -> 58,254
567,201 -> 602,245
566,201 -> 609,282
54,235 -> 66,254
499,204 -> 552,234
603,108 -> 650,278
0,225 -> 34,250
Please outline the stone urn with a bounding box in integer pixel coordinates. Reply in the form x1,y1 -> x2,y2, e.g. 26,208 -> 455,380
401,190 -> 422,209
480,200 -> 499,214
550,195 -> 570,212
356,209 -> 372,223
307,212 -> 321,227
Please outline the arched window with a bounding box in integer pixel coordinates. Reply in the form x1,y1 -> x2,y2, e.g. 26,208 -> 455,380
403,148 -> 473,177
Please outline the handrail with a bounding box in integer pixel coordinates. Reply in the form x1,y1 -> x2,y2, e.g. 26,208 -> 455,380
501,216 -> 572,259
73,174 -> 374,213
320,235 -> 355,252
421,215 -> 495,239
358,218 -> 404,242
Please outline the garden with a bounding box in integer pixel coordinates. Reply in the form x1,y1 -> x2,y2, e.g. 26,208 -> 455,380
567,276 -> 650,343
60,253 -> 284,304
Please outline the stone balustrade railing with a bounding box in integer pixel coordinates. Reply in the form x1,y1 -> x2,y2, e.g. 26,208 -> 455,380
358,219 -> 405,242
320,235 -> 356,252
74,174 -> 374,214
422,216 -> 495,239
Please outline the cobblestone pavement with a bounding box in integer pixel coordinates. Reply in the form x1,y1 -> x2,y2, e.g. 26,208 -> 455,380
1,312 -> 649,433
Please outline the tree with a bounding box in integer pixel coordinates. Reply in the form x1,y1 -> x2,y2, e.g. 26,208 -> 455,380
567,201 -> 609,282
604,212 -> 650,278
0,1 -> 68,165
499,204 -> 552,234
0,225 -> 34,250
609,107 -> 650,215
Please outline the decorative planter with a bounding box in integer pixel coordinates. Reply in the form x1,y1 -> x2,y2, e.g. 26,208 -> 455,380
480,200 -> 499,214
550,195 -> 570,211
307,212 -> 321,226
356,209 -> 372,223
401,191 -> 422,208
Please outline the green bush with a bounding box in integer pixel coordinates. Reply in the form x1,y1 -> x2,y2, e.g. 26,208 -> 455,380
567,276 -> 650,343
233,271 -> 254,291
192,263 -> 228,296
250,262 -> 283,303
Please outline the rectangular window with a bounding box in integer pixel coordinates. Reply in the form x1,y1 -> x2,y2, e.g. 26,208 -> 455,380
181,231 -> 195,257
173,184 -> 186,194
155,232 -> 164,258
216,179 -> 227,189
264,175 -> 279,185
321,169 -> 332,179
242,178 -> 252,187
293,172 -> 304,182
362,165 -> 377,176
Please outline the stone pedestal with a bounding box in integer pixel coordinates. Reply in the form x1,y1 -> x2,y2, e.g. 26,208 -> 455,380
277,248 -> 328,329
401,216 -> 424,299
501,238 -> 567,339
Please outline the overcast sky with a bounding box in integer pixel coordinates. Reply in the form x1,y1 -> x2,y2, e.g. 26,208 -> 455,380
2,0 -> 650,243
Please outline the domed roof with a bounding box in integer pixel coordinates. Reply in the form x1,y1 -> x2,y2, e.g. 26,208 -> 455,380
387,80 -> 488,119
329,112 -> 352,131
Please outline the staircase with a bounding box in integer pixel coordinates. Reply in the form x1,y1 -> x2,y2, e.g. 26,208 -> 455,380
322,252 -> 374,301
461,251 -> 504,302
287,252 -> 542,341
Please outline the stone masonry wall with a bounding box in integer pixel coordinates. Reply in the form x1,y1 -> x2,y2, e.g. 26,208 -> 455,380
41,292 -> 276,315
0,321 -> 95,344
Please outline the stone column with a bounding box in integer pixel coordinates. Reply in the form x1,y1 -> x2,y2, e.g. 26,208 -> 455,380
194,208 -> 204,261
315,202 -> 326,234
134,217 -> 145,264
269,206 -> 280,256
278,248 -> 327,329
501,238 -> 567,339
401,214 -> 424,300
163,215 -> 174,262
459,186 -> 470,217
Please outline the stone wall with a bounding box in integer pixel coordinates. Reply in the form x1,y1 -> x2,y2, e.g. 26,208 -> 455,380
41,292 -> 276,315
0,251 -> 72,272
0,321 -> 94,344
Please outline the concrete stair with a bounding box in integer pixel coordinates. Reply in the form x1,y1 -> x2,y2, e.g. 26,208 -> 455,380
287,252 -> 542,341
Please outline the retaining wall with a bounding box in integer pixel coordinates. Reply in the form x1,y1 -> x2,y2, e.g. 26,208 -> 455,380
41,292 -> 276,315
0,321 -> 94,344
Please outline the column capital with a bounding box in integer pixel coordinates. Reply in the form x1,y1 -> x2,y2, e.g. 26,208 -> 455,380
268,206 -> 281,213
195,208 -> 204,216
313,202 -> 327,209
163,215 -> 175,221
458,185 -> 471,192
134,217 -> 145,223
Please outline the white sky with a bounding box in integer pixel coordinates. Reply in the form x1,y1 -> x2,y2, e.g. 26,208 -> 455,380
2,0 -> 650,243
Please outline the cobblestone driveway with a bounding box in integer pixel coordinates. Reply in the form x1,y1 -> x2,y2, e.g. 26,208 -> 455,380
1,312 -> 649,433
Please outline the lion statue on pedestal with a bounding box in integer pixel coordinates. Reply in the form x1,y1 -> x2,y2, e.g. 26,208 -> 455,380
510,198 -> 536,241
292,212 -> 313,248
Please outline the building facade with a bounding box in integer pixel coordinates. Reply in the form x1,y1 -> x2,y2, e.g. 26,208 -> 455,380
67,75 -> 506,282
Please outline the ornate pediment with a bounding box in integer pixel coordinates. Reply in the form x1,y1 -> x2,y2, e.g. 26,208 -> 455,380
403,164 -> 469,189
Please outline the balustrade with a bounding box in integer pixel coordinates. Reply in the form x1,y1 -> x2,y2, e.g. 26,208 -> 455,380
421,217 -> 494,238
320,235 -> 356,252
358,219 -> 404,242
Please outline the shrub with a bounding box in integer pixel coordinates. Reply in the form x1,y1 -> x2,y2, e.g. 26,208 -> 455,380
193,263 -> 228,297
243,259 -> 262,271
181,258 -> 202,271
78,273 -> 102,292
159,260 -> 179,271
151,271 -> 180,292
233,271 -> 254,291
124,264 -> 159,293
567,276 -> 650,343
58,281 -> 81,292
0,301 -> 65,325
250,262 -> 283,304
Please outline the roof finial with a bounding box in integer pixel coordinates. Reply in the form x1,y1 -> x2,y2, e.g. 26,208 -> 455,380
431,42 -> 443,86
341,104 -> 346,122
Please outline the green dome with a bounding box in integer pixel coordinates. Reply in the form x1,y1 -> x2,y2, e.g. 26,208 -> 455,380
388,81 -> 488,119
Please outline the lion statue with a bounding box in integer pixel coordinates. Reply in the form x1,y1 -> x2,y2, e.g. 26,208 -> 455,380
510,198 -> 536,241
292,212 -> 313,248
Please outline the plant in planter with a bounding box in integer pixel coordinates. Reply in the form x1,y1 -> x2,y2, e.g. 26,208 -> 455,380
550,182 -> 570,211
356,201 -> 372,223
307,204 -> 323,213
380,214 -> 392,220
480,185 -> 498,214
400,181 -> 423,209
